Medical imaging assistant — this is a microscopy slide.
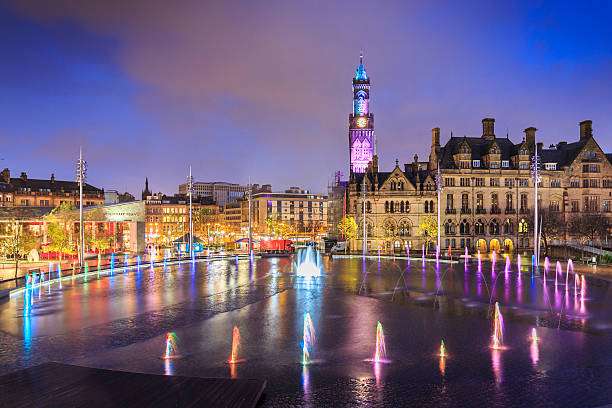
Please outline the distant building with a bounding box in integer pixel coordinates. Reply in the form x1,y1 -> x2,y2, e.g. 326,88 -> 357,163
178,181 -> 268,207
144,193 -> 220,246
105,190 -> 135,204
251,187 -> 328,236
0,169 -> 104,208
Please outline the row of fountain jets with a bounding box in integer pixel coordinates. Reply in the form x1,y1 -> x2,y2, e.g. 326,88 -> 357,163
163,304 -> 535,372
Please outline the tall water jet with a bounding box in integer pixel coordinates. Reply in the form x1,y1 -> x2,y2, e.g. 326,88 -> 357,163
137,255 -> 141,269
492,250 -> 497,273
439,339 -> 446,375
566,259 -> 574,288
422,245 -> 425,261
57,265 -> 62,288
517,254 -> 521,273
124,253 -> 129,269
295,247 -> 322,278
477,250 -> 482,270
84,263 -> 89,281
374,321 -> 387,363
228,325 -> 242,364
531,328 -> 538,342
163,332 -> 180,359
504,256 -> 511,275
301,313 -> 315,365
555,261 -> 562,286
436,245 -> 440,262
544,257 -> 550,274
491,302 -> 504,350
465,247 -> 469,263
530,328 -> 539,365
110,252 -> 115,275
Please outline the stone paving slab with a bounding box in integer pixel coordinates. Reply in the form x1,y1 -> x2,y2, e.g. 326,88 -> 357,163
0,362 -> 266,408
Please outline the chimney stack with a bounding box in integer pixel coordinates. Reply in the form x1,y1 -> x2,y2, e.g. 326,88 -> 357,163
482,118 -> 495,140
0,168 -> 9,183
20,172 -> 27,180
579,120 -> 592,141
524,127 -> 536,149
429,127 -> 441,171
536,142 -> 543,151
50,173 -> 55,183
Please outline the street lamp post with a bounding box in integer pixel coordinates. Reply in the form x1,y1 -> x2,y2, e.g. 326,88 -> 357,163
187,166 -> 194,259
436,165 -> 442,253
531,141 -> 541,268
248,178 -> 252,256
76,148 -> 87,270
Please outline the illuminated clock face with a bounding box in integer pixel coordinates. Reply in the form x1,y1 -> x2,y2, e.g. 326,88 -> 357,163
357,117 -> 367,128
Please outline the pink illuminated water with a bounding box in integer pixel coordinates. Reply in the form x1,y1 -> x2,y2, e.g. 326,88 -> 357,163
504,256 -> 511,274
301,313 -> 315,365
164,332 -> 179,359
491,302 -> 504,349
229,325 -> 241,364
374,321 -> 387,363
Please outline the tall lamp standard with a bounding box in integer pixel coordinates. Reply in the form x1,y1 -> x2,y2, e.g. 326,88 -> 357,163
531,141 -> 541,268
248,177 -> 252,256
187,166 -> 194,259
435,164 -> 443,253
76,148 -> 87,270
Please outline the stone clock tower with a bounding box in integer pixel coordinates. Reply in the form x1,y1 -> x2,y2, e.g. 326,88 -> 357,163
349,53 -> 375,174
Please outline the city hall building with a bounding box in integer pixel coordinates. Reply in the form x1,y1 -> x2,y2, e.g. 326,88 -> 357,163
345,55 -> 612,253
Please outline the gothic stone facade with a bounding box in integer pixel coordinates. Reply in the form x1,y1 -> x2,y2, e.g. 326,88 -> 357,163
347,118 -> 612,253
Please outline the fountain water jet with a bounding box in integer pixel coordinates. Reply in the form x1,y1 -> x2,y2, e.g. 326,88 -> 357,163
439,339 -> 446,357
491,302 -> 504,350
163,332 -> 180,359
301,313 -> 315,365
228,325 -> 243,364
295,247 -> 322,277
531,328 -> 538,342
517,254 -> 521,273
504,256 -> 511,275
374,321 -> 387,363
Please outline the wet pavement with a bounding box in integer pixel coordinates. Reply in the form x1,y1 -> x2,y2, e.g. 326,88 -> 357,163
1,254 -> 611,407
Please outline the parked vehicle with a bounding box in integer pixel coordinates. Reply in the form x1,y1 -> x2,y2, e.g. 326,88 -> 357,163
260,239 -> 295,253
330,241 -> 348,253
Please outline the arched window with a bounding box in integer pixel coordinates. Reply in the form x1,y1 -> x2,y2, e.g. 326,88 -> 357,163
444,220 -> 456,235
399,221 -> 411,236
366,201 -> 371,213
385,201 -> 389,213
400,201 -> 404,213
430,200 -> 434,212
405,201 -> 410,212
391,181 -> 396,191
489,219 -> 499,235
390,201 -> 395,213
519,219 -> 528,233
460,219 -> 470,235
475,219 -> 484,235
503,219 -> 513,234
424,201 -> 429,213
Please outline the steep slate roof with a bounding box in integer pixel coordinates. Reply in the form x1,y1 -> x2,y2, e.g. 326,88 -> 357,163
9,177 -> 102,194
353,167 -> 431,190
439,136 -> 591,169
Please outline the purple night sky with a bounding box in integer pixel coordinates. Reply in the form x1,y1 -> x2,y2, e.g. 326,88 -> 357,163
2,1 -> 611,196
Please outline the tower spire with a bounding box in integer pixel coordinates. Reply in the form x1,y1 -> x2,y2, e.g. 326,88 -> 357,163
355,52 -> 368,81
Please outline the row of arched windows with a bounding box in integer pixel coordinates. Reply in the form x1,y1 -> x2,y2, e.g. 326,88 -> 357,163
390,180 -> 405,191
385,201 -> 410,213
424,200 -> 435,213
444,218 -> 529,236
